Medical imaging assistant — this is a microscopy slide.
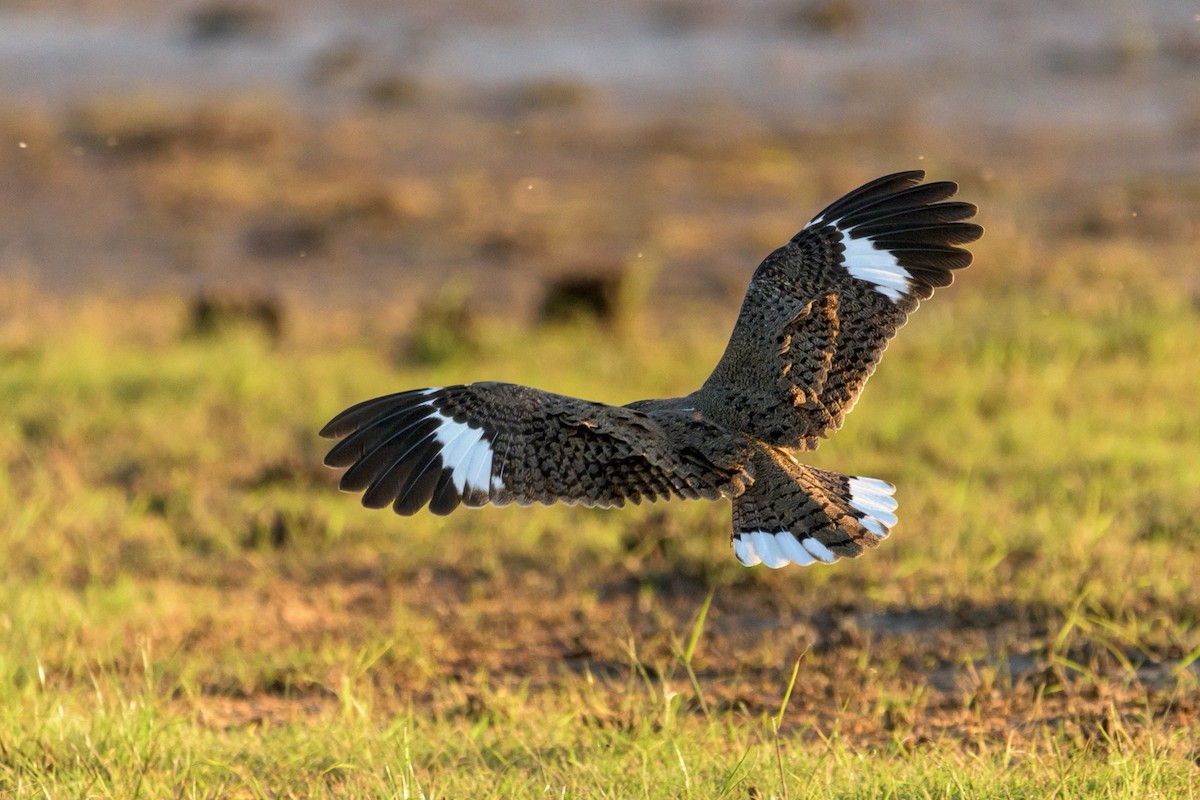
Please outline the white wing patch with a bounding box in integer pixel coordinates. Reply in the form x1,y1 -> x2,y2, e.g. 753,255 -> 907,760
430,412 -> 495,499
847,476 -> 898,538
837,229 -> 912,303
803,213 -> 914,303
733,530 -> 840,569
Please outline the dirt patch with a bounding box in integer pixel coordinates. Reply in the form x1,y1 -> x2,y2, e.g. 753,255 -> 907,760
143,557 -> 1200,750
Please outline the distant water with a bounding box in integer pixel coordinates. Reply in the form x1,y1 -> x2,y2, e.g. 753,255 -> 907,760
0,0 -> 1194,142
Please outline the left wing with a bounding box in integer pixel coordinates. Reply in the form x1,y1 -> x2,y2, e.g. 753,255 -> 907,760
321,383 -> 751,516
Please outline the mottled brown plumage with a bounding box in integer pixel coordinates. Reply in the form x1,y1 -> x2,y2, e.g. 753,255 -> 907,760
321,170 -> 982,569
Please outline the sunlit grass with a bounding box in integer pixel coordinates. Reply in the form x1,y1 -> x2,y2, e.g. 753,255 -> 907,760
1,229 -> 1199,795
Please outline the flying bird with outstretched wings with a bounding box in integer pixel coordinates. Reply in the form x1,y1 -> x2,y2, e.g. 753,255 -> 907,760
321,171 -> 982,569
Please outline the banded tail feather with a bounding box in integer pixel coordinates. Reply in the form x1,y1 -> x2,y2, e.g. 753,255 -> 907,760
731,454 -> 897,569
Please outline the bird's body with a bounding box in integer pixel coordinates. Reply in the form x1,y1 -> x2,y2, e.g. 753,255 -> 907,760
321,171 -> 982,569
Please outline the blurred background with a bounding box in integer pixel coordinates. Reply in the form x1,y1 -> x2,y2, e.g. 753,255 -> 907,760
2,0 -> 1197,314
2,1 -> 1199,794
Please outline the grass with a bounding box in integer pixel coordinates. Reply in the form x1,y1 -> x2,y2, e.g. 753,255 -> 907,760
2,212 -> 1200,795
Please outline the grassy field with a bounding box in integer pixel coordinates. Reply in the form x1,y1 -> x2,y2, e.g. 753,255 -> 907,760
2,195 -> 1200,797
3,4 -> 1199,793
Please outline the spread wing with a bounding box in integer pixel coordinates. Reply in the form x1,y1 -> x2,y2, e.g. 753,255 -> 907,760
320,383 -> 750,516
699,170 -> 982,448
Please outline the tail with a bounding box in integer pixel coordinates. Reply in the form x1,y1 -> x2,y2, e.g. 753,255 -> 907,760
731,451 -> 897,569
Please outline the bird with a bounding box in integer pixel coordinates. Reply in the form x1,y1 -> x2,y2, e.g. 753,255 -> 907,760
320,170 -> 982,569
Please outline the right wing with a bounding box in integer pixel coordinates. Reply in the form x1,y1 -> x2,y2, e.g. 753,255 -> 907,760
700,171 -> 981,448
320,383 -> 750,516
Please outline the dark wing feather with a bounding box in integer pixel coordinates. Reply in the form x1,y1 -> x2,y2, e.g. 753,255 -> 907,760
321,383 -> 750,516
699,170 -> 982,448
